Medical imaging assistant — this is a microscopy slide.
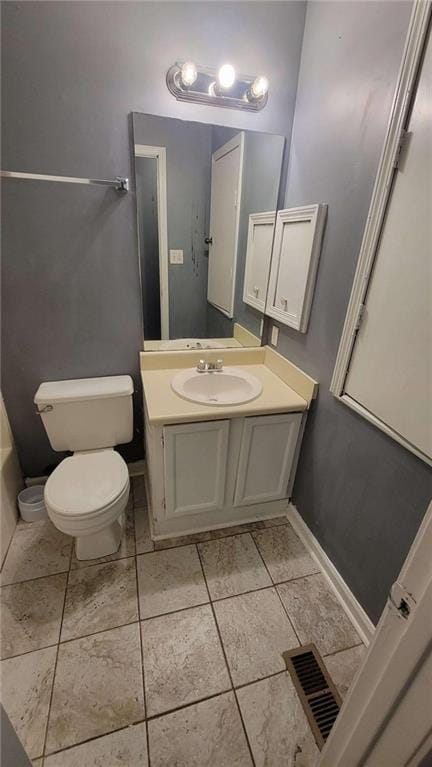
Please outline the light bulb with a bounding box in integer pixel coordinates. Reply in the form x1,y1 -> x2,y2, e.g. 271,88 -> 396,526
218,64 -> 236,89
250,76 -> 269,100
180,61 -> 197,88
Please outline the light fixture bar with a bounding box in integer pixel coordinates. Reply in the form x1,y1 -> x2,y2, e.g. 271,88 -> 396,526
166,62 -> 269,112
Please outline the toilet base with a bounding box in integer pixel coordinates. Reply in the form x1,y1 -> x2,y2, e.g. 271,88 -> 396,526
75,518 -> 123,560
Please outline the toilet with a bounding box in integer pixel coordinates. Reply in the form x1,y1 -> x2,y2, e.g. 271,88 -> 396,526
34,375 -> 134,560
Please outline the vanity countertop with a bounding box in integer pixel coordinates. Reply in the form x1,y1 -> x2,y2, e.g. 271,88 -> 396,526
140,346 -> 317,425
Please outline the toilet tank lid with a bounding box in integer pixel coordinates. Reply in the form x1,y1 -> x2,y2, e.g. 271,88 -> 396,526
34,375 -> 134,405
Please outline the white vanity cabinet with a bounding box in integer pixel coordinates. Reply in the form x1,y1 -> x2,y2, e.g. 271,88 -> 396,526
234,413 -> 302,507
163,420 -> 229,518
145,407 -> 305,538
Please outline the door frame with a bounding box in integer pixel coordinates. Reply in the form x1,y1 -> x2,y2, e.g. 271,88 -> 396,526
208,131 -> 245,318
318,499 -> 432,766
329,0 -> 431,464
134,143 -> 170,340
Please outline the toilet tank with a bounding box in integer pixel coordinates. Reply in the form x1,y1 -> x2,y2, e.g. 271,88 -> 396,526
34,376 -> 134,452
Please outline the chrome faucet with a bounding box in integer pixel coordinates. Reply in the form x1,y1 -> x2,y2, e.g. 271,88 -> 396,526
196,359 -> 209,373
196,359 -> 223,373
208,359 -> 223,372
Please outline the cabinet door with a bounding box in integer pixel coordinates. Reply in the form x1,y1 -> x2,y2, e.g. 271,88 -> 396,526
266,204 -> 326,332
234,413 -> 302,506
164,420 -> 229,518
243,211 -> 276,312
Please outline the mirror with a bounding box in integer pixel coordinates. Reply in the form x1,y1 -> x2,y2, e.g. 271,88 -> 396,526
132,113 -> 285,351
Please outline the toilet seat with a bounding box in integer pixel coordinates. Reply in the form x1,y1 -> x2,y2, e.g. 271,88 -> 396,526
45,449 -> 129,518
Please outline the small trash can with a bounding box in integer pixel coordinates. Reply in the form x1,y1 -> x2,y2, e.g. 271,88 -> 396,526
17,485 -> 47,522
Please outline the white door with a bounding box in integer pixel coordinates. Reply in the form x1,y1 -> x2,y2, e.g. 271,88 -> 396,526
243,211 -> 276,312
319,500 -> 432,767
163,420 -> 229,517
343,25 -> 432,461
234,413 -> 302,506
207,133 -> 244,318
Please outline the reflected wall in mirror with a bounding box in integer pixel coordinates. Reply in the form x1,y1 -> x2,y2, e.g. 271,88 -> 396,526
132,113 -> 285,351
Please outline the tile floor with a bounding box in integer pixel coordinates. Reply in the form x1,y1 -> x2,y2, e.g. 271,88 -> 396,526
1,475 -> 365,766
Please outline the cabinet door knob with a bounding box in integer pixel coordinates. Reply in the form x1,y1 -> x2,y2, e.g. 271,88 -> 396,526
205,236 -> 213,245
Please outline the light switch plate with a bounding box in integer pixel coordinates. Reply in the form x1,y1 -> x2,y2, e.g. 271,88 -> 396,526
170,249 -> 184,264
271,325 -> 279,346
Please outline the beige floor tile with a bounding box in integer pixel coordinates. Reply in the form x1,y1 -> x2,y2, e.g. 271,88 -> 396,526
277,574 -> 361,655
32,761 -> 43,766
154,521 -> 266,551
237,672 -> 319,767
137,545 -> 208,619
70,507 -> 135,569
253,524 -> 319,584
262,516 -> 288,528
61,558 -> 138,641
141,604 -> 231,716
135,506 -> 155,554
213,588 -> 298,686
148,692 -> 252,767
1,519 -> 72,586
1,646 -> 57,759
46,623 -> 144,753
44,722 -> 148,766
155,530 -> 214,550
132,474 -> 146,506
198,534 -> 271,600
324,644 -> 366,699
1,573 -> 67,659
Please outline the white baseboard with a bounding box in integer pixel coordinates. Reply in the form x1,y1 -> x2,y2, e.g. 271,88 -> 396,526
287,503 -> 375,646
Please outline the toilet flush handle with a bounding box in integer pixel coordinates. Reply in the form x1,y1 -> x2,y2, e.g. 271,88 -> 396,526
35,404 -> 53,415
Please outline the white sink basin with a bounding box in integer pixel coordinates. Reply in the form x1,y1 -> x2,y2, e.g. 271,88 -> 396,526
171,367 -> 263,406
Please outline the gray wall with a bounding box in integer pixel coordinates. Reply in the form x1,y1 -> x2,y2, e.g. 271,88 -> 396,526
1,0 -> 306,476
133,113 -> 212,340
277,0 -> 432,623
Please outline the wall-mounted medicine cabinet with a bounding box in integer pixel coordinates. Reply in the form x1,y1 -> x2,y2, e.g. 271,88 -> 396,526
265,203 -> 327,333
242,211 -> 276,312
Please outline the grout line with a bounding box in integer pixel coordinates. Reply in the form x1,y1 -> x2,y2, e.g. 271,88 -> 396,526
1,566 -> 71,589
133,524 -> 151,767
195,544 -> 257,767
148,519 -> 289,553
234,668 -> 287,692
144,687 -> 233,723
43,716 -> 148,759
41,542 -> 74,759
323,641 -> 365,659
249,533 -> 302,646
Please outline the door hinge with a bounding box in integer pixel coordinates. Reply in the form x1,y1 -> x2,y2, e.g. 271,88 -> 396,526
393,129 -> 408,171
354,303 -> 366,332
388,581 -> 415,620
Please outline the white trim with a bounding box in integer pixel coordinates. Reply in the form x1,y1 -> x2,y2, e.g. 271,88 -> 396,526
287,502 -> 375,645
330,3 -> 431,410
265,204 -> 327,333
135,144 -> 170,340
242,210 -> 276,312
207,131 -> 245,318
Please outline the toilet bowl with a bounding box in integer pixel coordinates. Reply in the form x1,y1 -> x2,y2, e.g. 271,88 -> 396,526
44,448 -> 130,560
34,374 -> 134,560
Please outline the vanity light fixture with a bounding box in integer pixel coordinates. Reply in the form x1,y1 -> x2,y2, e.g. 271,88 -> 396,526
180,61 -> 198,88
218,63 -> 236,89
166,61 -> 269,111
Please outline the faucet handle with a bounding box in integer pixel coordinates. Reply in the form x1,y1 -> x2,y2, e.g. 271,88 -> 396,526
215,359 -> 224,371
196,359 -> 208,373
